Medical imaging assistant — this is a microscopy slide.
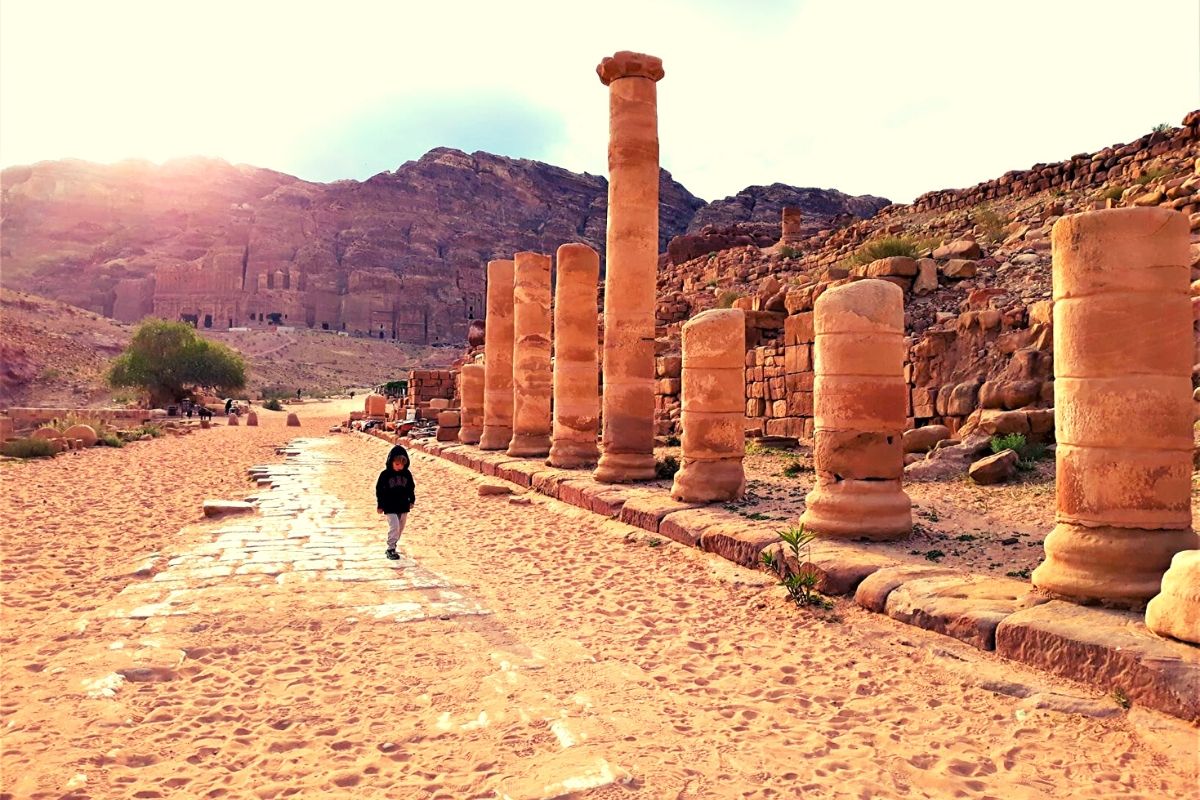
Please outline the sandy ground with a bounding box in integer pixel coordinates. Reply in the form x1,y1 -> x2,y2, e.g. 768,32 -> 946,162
2,404 -> 1197,799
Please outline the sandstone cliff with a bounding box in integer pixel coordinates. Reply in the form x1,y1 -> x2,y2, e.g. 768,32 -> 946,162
0,149 -> 707,343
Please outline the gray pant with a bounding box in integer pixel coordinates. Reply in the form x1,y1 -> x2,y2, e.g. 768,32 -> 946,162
385,513 -> 408,549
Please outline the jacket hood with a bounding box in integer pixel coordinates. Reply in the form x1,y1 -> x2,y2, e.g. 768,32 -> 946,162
386,445 -> 410,469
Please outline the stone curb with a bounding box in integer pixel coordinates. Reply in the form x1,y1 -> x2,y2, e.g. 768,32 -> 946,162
384,432 -> 1200,723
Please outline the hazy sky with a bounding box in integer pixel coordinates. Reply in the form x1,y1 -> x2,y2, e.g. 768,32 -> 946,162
1,0 -> 1196,203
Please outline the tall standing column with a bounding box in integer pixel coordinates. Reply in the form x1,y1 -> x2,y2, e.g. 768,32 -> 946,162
507,251 -> 553,457
671,309 -> 746,502
594,50 -> 664,483
458,363 -> 484,445
548,243 -> 601,468
800,279 -> 911,540
1032,207 -> 1197,606
479,259 -> 515,450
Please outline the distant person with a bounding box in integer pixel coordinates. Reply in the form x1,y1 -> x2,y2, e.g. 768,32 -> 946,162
349,391 -> 355,399
224,398 -> 233,415
197,405 -> 213,421
375,444 -> 416,561
296,388 -> 302,400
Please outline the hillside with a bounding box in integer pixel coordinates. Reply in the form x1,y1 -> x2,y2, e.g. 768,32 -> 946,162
0,150 -> 887,346
0,290 -> 455,407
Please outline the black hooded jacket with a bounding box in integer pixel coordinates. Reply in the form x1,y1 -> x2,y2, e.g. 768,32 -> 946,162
375,445 -> 416,514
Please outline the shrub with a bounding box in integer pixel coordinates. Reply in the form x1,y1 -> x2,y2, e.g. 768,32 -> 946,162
1101,186 -> 1124,202
778,245 -> 801,259
97,432 -> 124,448
972,206 -> 1008,243
1134,167 -> 1170,186
781,460 -> 805,478
2,438 -> 58,458
107,319 -> 246,407
1151,122 -> 1171,133
654,456 -> 679,480
716,291 -> 742,309
130,424 -> 164,439
989,433 -> 1048,471
263,398 -> 284,412
844,236 -> 921,267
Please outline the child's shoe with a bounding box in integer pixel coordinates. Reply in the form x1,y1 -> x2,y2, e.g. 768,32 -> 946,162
385,548 -> 400,560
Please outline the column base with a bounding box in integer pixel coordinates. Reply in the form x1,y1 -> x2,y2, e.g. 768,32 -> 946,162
458,426 -> 482,445
799,479 -> 911,541
478,426 -> 512,451
1032,523 -> 1199,608
671,458 -> 744,503
547,440 -> 600,469
507,433 -> 551,458
594,451 -> 657,483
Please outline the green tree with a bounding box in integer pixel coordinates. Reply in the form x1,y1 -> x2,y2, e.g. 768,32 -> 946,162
107,319 -> 246,407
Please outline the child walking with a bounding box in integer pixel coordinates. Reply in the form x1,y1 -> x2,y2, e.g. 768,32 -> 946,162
376,444 -> 416,560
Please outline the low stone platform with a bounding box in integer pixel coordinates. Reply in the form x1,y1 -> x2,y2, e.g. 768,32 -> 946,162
399,434 -> 1200,723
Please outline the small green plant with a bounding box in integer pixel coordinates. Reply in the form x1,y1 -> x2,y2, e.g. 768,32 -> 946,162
778,245 -> 801,259
664,435 -> 680,447
744,512 -> 769,521
989,433 -> 1027,454
1006,567 -> 1031,579
1151,122 -> 1171,133
1,438 -> 58,458
760,524 -> 831,609
1100,185 -> 1125,202
40,368 -> 61,382
716,290 -> 742,309
647,538 -> 662,548
97,432 -> 124,448
781,460 -> 805,478
263,398 -> 284,412
131,424 -> 164,439
924,549 -> 945,562
955,534 -> 977,542
1111,687 -> 1131,710
844,236 -> 921,267
654,455 -> 679,479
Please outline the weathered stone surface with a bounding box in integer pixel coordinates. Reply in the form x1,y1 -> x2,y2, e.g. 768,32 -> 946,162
202,500 -> 255,517
802,280 -> 911,540
658,507 -> 727,547
548,243 -> 600,468
285,413 -> 300,427
480,259 -> 515,451
477,482 -> 513,496
246,411 -> 258,426
458,363 -> 484,445
618,493 -> 701,533
762,541 -> 897,597
996,601 -> 1200,722
941,259 -> 978,279
1145,549 -> 1200,645
62,424 -> 98,446
968,449 -> 1019,485
885,574 -> 1050,650
698,522 -> 778,568
933,239 -> 982,260
508,251 -> 552,457
594,51 -> 664,484
854,565 -> 965,612
1034,207 -> 1196,607
672,309 -> 746,502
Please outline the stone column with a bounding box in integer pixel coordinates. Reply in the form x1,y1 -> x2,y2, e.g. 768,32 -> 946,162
507,251 -> 552,457
1032,208 -> 1197,606
479,259 -> 515,450
780,207 -> 803,245
671,309 -> 746,502
800,279 -> 911,540
458,363 -> 484,445
548,243 -> 600,468
593,50 -> 664,483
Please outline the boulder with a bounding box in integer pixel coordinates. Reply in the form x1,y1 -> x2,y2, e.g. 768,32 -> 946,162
904,433 -> 992,481
902,424 -> 953,454
286,413 -> 300,427
246,412 -> 258,426
912,258 -> 938,295
1145,550 -> 1200,645
933,239 -> 983,260
969,449 -> 1019,485
942,259 -> 978,279
228,414 -> 239,426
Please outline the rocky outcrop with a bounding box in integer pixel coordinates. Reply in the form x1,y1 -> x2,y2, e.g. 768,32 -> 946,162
0,149 -> 704,344
688,183 -> 890,231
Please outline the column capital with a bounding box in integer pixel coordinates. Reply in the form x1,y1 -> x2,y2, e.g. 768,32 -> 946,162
597,51 -> 664,86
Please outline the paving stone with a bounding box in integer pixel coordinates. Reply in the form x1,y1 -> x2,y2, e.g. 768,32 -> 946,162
854,565 -> 965,612
995,601 -> 1200,722
618,493 -> 702,533
885,574 -> 1050,650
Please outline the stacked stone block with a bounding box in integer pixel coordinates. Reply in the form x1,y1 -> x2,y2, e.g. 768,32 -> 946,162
406,369 -> 457,419
458,364 -> 484,445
